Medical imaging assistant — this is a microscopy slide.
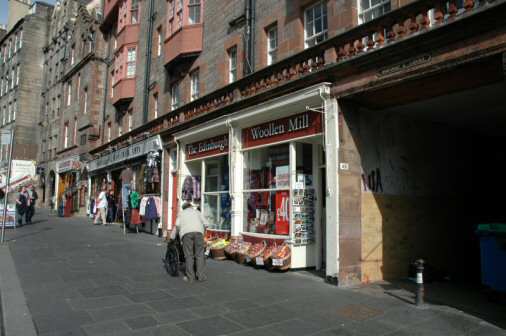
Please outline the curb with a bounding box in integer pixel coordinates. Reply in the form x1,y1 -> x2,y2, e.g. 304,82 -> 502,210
0,245 -> 37,336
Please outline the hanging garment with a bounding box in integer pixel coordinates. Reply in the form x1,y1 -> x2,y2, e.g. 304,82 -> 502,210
131,208 -> 141,225
153,196 -> 161,217
145,197 -> 159,220
182,176 -> 194,201
193,176 -> 201,201
130,191 -> 140,209
139,197 -> 149,216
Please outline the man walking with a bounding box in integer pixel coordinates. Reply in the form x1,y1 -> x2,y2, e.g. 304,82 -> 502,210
172,202 -> 207,283
26,184 -> 38,224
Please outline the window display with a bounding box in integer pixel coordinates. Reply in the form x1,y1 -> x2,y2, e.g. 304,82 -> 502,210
243,144 -> 289,235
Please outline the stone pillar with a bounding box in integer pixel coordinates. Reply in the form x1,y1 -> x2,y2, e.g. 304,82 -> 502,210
337,101 -> 363,287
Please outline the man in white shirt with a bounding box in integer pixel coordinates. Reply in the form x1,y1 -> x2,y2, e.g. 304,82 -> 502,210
172,202 -> 207,283
94,186 -> 108,225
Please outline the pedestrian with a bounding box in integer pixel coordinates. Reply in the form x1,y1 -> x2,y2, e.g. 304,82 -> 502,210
26,184 -> 38,224
15,186 -> 28,226
106,190 -> 116,224
171,202 -> 208,283
94,186 -> 108,225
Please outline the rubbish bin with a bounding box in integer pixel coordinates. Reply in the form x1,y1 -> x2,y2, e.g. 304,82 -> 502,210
476,224 -> 506,293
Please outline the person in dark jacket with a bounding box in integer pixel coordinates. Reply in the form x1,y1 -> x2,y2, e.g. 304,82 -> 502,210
106,190 -> 117,225
15,186 -> 28,226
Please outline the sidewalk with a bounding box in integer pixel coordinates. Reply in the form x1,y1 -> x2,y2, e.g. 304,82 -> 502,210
1,210 -> 505,336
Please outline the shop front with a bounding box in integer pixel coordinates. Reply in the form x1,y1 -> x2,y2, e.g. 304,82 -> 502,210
88,136 -> 163,234
55,155 -> 84,217
173,83 -> 339,274
178,132 -> 231,240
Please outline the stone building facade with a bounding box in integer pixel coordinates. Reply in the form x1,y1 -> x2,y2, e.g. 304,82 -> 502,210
0,1 -> 52,192
38,0 -> 107,213
87,0 -> 506,287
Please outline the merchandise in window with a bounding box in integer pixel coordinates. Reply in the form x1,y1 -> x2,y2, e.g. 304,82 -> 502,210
243,144 -> 289,235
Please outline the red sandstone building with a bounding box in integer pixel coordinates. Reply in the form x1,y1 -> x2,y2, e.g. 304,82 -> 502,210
76,0 -> 506,286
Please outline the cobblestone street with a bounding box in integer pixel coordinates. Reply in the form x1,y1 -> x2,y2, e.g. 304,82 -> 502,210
0,211 -> 505,336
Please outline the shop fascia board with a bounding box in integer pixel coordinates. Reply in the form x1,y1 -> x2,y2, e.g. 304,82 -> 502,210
173,82 -> 331,143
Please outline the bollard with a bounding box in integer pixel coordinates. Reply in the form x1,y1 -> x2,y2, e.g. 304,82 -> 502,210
415,259 -> 425,306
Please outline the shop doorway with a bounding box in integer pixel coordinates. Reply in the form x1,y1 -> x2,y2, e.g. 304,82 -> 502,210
344,66 -> 506,284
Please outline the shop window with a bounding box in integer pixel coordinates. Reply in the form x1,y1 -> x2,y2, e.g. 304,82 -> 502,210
358,0 -> 390,23
243,144 -> 289,235
266,24 -> 278,65
304,1 -> 328,48
228,46 -> 237,83
203,156 -> 230,231
188,0 -> 201,24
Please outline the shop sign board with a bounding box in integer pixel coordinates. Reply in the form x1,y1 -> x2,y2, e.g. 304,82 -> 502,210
186,134 -> 229,160
88,136 -> 162,172
242,112 -> 322,148
56,155 -> 81,173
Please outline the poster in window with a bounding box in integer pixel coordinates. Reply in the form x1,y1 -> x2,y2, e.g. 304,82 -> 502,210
275,165 -> 289,189
275,190 -> 289,235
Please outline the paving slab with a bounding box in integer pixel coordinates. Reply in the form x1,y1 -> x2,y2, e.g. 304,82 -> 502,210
1,211 -> 504,336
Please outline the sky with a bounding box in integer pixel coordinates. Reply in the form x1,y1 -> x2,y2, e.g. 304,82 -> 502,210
0,0 -> 56,27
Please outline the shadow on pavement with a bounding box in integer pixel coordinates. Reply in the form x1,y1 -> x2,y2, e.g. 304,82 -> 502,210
379,280 -> 506,329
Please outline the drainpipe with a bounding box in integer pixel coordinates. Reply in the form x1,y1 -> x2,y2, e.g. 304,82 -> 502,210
100,32 -> 111,146
244,0 -> 255,75
142,0 -> 155,124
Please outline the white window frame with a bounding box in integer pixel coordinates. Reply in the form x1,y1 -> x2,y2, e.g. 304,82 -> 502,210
304,1 -> 328,48
188,0 -> 201,24
190,70 -> 199,101
70,46 -> 75,65
67,82 -> 72,106
171,81 -> 180,110
12,100 -> 16,120
128,111 -> 132,131
266,24 -> 278,65
358,0 -> 391,23
76,74 -> 80,103
10,68 -> 15,89
153,93 -> 159,118
107,123 -> 111,142
16,64 -> 20,86
18,30 -> 23,49
73,118 -> 78,145
228,46 -> 237,83
83,88 -> 88,114
157,28 -> 162,57
7,103 -> 11,123
126,47 -> 136,77
64,123 -> 69,148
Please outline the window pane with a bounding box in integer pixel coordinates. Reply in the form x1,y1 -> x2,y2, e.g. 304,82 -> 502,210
244,191 -> 289,235
203,193 -> 231,231
243,144 -> 289,190
205,156 -> 229,192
